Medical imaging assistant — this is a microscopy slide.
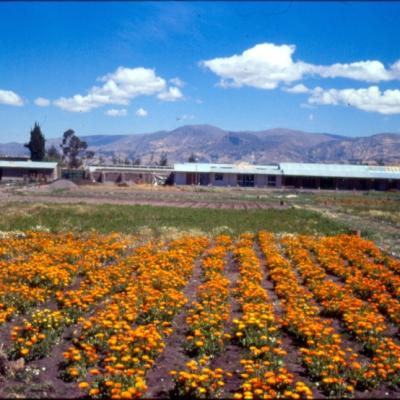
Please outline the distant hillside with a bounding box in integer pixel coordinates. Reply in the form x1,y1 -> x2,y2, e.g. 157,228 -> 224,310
2,125 -> 400,165
0,142 -> 29,157
308,133 -> 400,164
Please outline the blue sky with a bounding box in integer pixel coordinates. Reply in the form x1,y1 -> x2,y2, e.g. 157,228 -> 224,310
1,1 -> 400,142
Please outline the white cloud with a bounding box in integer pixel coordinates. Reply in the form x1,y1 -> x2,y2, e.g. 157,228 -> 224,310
54,66 -> 182,112
157,86 -> 183,101
34,97 -> 50,107
201,43 -> 309,90
0,89 -> 24,106
284,84 -> 310,94
202,42 -> 400,115
308,86 -> 400,115
201,43 -> 400,91
169,77 -> 185,87
105,108 -> 127,117
135,107 -> 148,117
309,113 -> 314,121
390,60 -> 400,78
312,61 -> 393,82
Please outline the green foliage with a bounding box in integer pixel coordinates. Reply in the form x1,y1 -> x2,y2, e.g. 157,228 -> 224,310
45,144 -> 61,162
60,129 -> 91,169
24,123 -> 45,161
0,202 -> 349,236
159,152 -> 168,166
132,156 -> 141,166
188,153 -> 197,163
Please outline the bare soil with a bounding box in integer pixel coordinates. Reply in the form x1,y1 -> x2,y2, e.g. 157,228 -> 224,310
0,184 -> 290,210
209,252 -> 244,398
144,251 -> 205,398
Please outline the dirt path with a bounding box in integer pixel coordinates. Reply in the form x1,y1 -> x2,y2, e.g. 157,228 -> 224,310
0,192 -> 289,210
209,252 -> 244,398
144,252 -> 205,398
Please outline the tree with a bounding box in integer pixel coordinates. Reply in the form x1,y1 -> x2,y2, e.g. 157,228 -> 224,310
159,152 -> 168,166
86,150 -> 95,163
60,129 -> 91,169
149,152 -> 155,166
188,153 -> 197,163
46,144 -> 61,162
133,157 -> 141,166
376,158 -> 385,166
25,122 -> 46,161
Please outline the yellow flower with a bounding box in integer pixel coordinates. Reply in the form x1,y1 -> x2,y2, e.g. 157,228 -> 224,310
20,348 -> 29,356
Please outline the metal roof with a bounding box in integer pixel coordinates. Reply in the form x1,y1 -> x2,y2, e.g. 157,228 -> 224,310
0,161 -> 58,169
88,165 -> 173,173
174,163 -> 281,175
280,162 -> 400,179
174,162 -> 400,180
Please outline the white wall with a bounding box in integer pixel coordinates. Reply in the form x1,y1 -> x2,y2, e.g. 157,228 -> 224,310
255,174 -> 283,187
255,175 -> 266,187
209,173 -> 236,186
175,172 -> 283,187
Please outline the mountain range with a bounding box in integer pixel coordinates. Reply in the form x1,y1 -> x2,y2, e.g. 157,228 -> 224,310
1,125 -> 400,165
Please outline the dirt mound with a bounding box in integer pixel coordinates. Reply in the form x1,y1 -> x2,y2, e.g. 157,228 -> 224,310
23,179 -> 78,193
21,179 -> 78,193
47,179 -> 78,191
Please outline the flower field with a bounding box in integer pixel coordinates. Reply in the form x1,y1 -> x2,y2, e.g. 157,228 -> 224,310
0,231 -> 400,399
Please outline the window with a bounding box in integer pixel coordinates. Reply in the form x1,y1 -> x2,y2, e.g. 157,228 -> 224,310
215,173 -> 224,181
268,175 -> 276,186
237,174 -> 255,187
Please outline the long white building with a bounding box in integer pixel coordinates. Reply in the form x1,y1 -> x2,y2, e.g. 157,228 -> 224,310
174,162 -> 400,191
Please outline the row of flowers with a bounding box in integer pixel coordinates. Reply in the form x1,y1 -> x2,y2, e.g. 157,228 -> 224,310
232,233 -> 313,400
282,235 -> 400,388
54,244 -> 150,321
326,235 -> 400,298
171,235 -> 232,398
258,232 -> 358,397
61,236 -> 209,399
334,234 -> 400,276
7,235 -> 141,362
301,235 -> 400,330
0,232 -> 128,325
2,230 -> 399,398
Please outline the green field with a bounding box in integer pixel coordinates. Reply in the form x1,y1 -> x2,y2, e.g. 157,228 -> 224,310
0,201 -> 349,237
1,186 -> 399,254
